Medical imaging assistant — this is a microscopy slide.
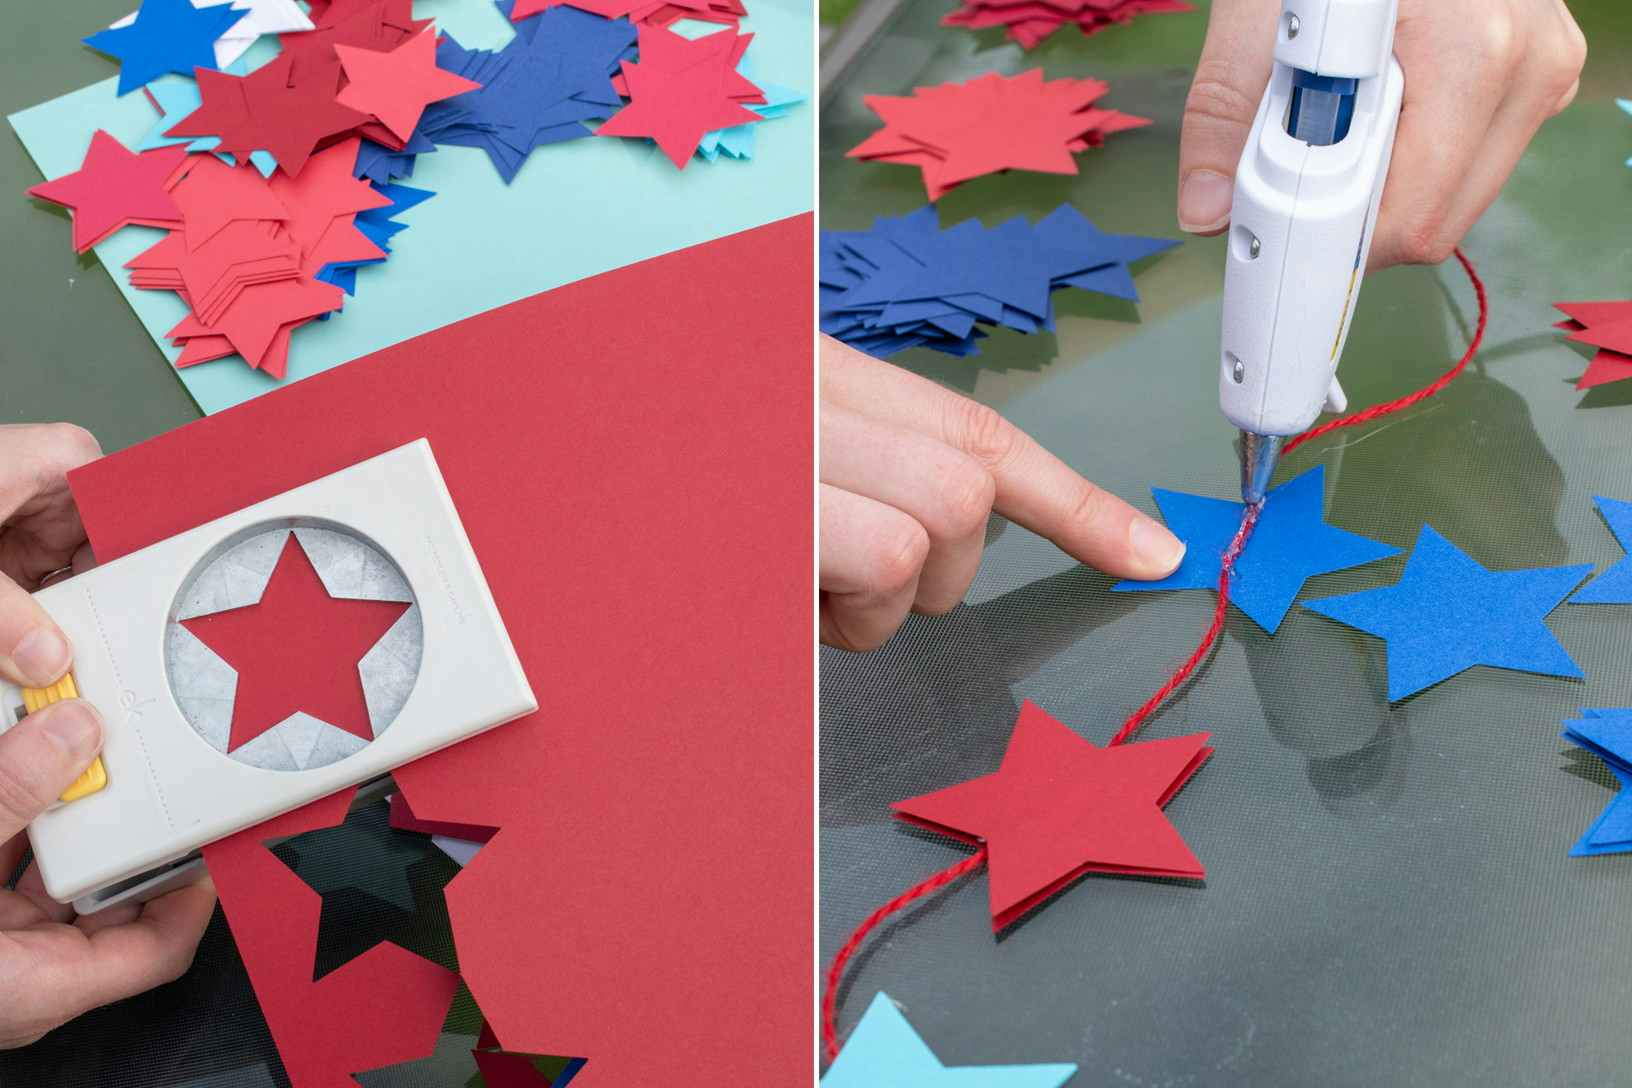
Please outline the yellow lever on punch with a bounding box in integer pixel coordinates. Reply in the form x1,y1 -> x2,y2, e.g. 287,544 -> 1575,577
21,673 -> 107,803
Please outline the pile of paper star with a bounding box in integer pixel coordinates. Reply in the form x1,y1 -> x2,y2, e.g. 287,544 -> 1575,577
820,204 -> 1177,358
510,0 -> 746,30
1554,300 -> 1632,390
848,71 -> 1149,200
1562,710 -> 1632,856
942,0 -> 1193,50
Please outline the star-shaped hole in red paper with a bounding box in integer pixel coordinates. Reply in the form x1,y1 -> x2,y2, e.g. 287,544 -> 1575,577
891,700 -> 1212,931
335,28 -> 482,144
26,131 -> 190,252
181,532 -> 411,753
848,70 -> 1150,200
1555,300 -> 1632,391
596,26 -> 766,169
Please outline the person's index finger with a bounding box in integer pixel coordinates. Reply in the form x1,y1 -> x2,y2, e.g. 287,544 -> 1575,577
939,402 -> 1185,580
821,339 -> 1184,580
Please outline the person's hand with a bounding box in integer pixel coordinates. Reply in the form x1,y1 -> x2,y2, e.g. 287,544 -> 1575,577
1178,0 -> 1585,268
820,338 -> 1186,651
0,423 -> 216,1049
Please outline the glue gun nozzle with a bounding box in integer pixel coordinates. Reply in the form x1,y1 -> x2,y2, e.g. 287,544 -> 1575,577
1239,431 -> 1283,505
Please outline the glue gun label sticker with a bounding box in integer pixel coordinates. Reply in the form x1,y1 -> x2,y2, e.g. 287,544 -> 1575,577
164,521 -> 423,771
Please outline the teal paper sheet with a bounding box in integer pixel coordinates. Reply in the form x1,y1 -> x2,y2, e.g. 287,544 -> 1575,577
8,0 -> 812,414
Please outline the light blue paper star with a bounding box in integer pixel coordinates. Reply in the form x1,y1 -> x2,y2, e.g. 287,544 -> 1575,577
1114,466 -> 1398,633
1570,496 -> 1632,603
137,73 -> 277,177
1304,524 -> 1591,701
1561,709 -> 1632,856
698,75 -> 805,162
823,993 -> 1076,1087
83,0 -> 246,96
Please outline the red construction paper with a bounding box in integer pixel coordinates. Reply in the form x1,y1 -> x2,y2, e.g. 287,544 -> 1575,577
388,792 -> 497,844
201,788 -> 459,1086
892,701 -> 1211,931
25,131 -> 188,252
334,29 -> 482,143
848,70 -> 1149,200
68,215 -> 813,1086
180,533 -> 410,751
1554,300 -> 1632,390
596,26 -> 765,169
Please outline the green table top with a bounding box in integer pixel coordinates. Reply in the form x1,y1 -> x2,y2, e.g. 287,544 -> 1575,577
3,1 -> 200,453
821,2 -> 1632,1082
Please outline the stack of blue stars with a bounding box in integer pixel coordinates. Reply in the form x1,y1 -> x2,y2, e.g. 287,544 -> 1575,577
820,204 -> 1177,359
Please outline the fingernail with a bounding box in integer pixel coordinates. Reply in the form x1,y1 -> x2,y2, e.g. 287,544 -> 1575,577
1178,170 -> 1233,233
12,626 -> 71,687
1130,517 -> 1186,577
34,699 -> 102,764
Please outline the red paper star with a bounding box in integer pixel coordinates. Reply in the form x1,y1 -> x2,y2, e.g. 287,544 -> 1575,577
849,70 -> 1150,200
167,154 -> 291,250
169,54 -> 370,178
596,27 -> 765,169
892,701 -> 1212,930
1555,301 -> 1632,390
512,0 -> 744,28
267,137 -> 392,255
334,29 -> 482,143
26,131 -> 189,252
167,275 -> 343,373
181,533 -> 410,751
281,0 -> 432,85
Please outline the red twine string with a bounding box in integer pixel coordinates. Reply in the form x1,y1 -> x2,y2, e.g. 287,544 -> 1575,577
820,249 -> 1489,1063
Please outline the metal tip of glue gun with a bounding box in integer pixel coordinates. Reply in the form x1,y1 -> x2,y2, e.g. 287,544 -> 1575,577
1239,431 -> 1282,506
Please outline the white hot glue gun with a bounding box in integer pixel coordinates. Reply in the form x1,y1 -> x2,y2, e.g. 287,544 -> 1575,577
1219,0 -> 1405,502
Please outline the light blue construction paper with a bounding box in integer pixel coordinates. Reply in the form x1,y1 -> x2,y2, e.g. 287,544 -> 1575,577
1304,524 -> 1591,702
9,0 -> 812,415
823,993 -> 1077,1087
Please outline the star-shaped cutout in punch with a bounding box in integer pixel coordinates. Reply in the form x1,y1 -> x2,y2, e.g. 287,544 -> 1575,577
892,701 -> 1212,932
1561,709 -> 1632,856
1570,496 -> 1632,604
1113,466 -> 1399,633
823,993 -> 1077,1087
26,131 -> 190,252
1304,524 -> 1591,702
83,0 -> 248,95
180,533 -> 411,752
335,29 -> 483,144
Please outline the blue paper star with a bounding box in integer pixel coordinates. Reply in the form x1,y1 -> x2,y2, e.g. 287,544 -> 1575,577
1561,709 -> 1632,855
1304,524 -> 1591,701
823,993 -> 1076,1087
84,0 -> 246,96
821,205 -> 1176,358
1571,496 -> 1632,603
1113,466 -> 1397,633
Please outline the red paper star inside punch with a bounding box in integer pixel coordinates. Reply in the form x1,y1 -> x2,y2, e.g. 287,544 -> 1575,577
892,701 -> 1212,931
181,533 -> 410,751
25,131 -> 190,252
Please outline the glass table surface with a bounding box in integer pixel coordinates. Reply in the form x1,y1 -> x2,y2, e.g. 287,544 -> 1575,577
820,2 -> 1632,1083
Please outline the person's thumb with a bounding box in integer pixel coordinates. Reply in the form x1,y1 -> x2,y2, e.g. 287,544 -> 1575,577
1178,0 -> 1281,234
0,574 -> 72,689
0,700 -> 102,842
